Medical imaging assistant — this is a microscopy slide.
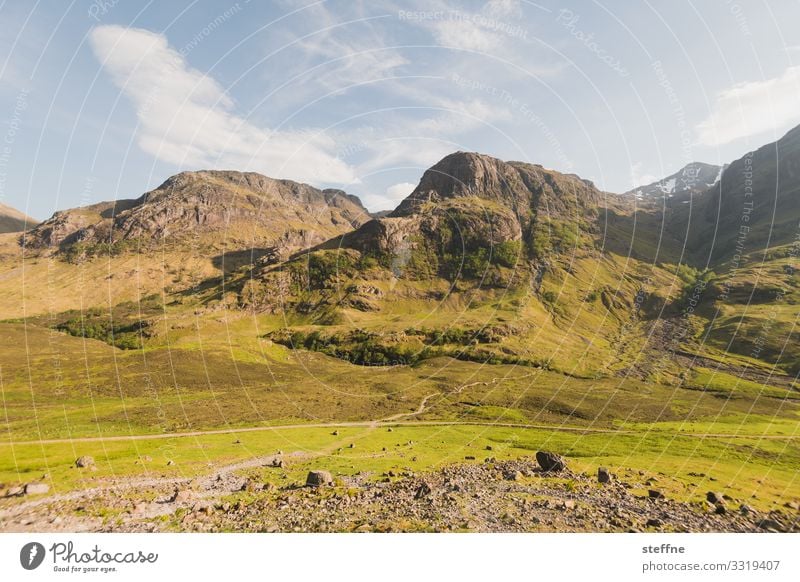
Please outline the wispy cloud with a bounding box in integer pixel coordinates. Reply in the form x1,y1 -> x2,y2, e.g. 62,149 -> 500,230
629,162 -> 658,189
695,65 -> 800,147
89,25 -> 358,184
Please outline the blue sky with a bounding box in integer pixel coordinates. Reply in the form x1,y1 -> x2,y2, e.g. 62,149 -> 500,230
2,0 -> 800,219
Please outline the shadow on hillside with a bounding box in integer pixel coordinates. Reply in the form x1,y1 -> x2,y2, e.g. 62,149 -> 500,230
211,248 -> 274,274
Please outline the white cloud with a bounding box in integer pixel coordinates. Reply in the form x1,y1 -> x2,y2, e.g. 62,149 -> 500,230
294,33 -> 409,95
89,25 -> 358,184
385,181 -> 416,201
359,180 -> 418,213
432,19 -> 502,52
629,162 -> 658,189
695,65 -> 800,147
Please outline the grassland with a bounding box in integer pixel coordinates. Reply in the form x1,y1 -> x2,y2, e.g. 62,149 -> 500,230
0,234 -> 798,526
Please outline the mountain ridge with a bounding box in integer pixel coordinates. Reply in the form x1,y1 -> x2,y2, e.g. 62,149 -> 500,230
0,201 -> 37,233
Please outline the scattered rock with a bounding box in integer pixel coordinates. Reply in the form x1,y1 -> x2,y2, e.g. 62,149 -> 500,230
536,451 -> 567,472
598,467 -> 611,484
332,430 -> 339,436
75,456 -> 95,469
387,428 -> 393,432
24,482 -> 50,495
272,457 -> 285,468
485,445 -> 493,451
561,499 -> 576,510
166,460 -> 175,466
306,470 -> 334,487
415,482 -> 432,499
706,491 -> 724,505
756,518 -> 784,532
714,504 -> 727,515
739,504 -> 753,515
646,518 -> 663,528
784,501 -> 799,510
6,485 -> 24,497
170,489 -> 192,503
464,455 -> 476,460
349,443 -> 355,449
648,489 -> 665,500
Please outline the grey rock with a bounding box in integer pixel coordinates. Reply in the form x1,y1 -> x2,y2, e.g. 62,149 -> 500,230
756,518 -> 784,532
306,470 -> 334,487
415,482 -> 432,499
75,455 -> 95,468
536,451 -> 567,472
598,467 -> 611,483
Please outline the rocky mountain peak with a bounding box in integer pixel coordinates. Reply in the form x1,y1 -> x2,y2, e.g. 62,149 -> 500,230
23,170 -> 370,252
391,151 -> 517,216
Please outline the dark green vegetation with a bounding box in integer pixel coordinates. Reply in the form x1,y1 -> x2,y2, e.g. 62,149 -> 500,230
1,129 -> 799,525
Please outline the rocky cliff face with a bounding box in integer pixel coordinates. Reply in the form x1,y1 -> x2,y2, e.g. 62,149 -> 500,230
22,171 -> 370,257
344,152 -> 603,268
0,202 -> 37,233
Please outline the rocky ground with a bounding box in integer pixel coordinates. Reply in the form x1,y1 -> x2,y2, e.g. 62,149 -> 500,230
2,453 -> 798,533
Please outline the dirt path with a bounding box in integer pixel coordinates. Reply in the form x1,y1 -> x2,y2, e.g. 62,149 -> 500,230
3,418 -> 796,448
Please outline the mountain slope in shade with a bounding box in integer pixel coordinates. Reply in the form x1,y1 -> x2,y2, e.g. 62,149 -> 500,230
663,125 -> 800,265
0,202 -> 36,233
625,162 -> 723,200
22,170 -> 371,260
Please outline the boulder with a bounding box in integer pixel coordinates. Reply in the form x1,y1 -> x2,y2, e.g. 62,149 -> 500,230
536,451 -> 567,472
598,467 -> 611,483
169,489 -> 192,503
706,491 -> 724,504
415,482 -> 432,499
648,489 -> 665,500
75,455 -> 95,468
24,482 -> 50,495
306,470 -> 334,487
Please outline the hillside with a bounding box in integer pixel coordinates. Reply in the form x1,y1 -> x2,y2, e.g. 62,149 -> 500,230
0,202 -> 36,233
657,126 -> 800,266
1,148 -> 798,534
23,170 -> 371,261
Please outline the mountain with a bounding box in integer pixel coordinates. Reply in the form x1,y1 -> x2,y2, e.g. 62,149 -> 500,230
669,125 -> 800,265
0,202 -> 36,233
625,162 -> 723,200
341,151 -> 603,276
23,170 -> 371,262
